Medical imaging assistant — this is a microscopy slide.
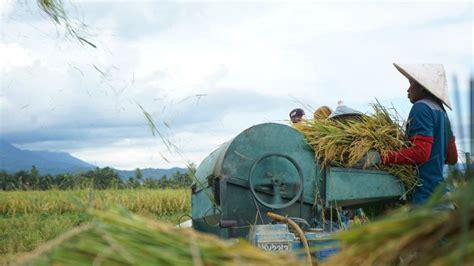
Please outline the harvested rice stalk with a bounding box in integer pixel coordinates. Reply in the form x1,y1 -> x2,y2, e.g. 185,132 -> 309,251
19,208 -> 303,266
324,180 -> 474,266
298,101 -> 419,191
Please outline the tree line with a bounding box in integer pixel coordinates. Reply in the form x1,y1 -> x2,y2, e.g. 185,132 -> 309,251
0,164 -> 196,191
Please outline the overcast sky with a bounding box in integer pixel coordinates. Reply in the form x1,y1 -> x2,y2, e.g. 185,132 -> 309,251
0,0 -> 472,170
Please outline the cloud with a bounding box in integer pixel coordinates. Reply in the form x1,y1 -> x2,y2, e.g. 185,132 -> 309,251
129,2 -> 471,102
1,1 -> 472,169
2,77 -> 301,169
0,43 -> 36,70
0,0 -> 15,17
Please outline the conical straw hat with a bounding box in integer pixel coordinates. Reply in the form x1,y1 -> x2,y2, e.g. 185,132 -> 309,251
328,101 -> 363,119
393,63 -> 452,110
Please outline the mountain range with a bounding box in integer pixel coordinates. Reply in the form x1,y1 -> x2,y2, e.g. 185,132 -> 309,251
0,140 -> 186,179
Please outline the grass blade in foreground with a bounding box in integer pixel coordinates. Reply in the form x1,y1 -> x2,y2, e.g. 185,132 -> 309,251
19,208 -> 303,266
324,181 -> 474,265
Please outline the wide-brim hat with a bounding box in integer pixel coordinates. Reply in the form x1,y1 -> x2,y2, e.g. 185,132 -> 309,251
328,102 -> 363,119
393,63 -> 452,110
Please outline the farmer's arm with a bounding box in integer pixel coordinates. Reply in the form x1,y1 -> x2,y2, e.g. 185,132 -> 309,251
445,118 -> 458,165
382,103 -> 433,165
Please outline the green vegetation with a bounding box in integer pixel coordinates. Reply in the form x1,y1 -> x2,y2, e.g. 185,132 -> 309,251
38,0 -> 96,48
0,166 -> 194,191
12,180 -> 473,266
0,189 -> 190,259
3,179 -> 472,265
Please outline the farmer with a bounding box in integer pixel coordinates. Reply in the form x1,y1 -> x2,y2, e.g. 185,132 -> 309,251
314,105 -> 333,120
362,64 -> 458,205
328,101 -> 363,120
289,108 -> 305,124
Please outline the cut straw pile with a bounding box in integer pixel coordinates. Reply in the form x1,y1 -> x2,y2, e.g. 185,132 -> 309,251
18,208 -> 303,266
324,180 -> 474,266
297,102 -> 419,192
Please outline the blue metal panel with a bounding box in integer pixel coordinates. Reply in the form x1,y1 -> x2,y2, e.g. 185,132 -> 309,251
248,224 -> 295,251
249,224 -> 340,261
305,231 -> 340,261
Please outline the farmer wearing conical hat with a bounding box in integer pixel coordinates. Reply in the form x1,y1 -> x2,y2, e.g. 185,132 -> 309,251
328,100 -> 362,120
365,64 -> 458,205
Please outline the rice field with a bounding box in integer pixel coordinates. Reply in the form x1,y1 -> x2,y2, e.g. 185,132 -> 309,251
10,180 -> 473,266
0,189 -> 190,259
2,183 -> 473,265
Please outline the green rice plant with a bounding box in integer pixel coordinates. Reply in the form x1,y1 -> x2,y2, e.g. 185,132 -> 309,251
298,102 -> 419,191
0,212 -> 90,255
38,0 -> 96,48
0,189 -> 190,217
18,208 -> 303,266
0,189 -> 191,256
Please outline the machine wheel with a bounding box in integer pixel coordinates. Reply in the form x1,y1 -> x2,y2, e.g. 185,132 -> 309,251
249,153 -> 304,209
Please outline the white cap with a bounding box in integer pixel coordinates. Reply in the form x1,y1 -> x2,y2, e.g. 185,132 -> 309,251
393,63 -> 452,110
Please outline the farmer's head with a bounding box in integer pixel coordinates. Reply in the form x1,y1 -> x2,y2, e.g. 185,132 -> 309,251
289,108 -> 305,123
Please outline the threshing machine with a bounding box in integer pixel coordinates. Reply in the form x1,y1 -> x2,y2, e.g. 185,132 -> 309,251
191,123 -> 404,259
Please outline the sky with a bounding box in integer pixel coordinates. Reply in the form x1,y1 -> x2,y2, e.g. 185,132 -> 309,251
0,0 -> 472,170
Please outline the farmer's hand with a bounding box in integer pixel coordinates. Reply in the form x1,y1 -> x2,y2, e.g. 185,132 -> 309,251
353,150 -> 381,168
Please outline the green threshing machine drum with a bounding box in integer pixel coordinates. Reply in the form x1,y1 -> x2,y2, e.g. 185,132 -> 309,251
191,123 -> 404,238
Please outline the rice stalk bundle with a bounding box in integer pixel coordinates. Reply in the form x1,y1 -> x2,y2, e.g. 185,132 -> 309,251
19,208 -> 303,266
298,102 -> 418,191
324,180 -> 474,266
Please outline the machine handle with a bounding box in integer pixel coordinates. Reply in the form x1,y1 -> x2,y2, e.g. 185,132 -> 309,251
267,212 -> 313,266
